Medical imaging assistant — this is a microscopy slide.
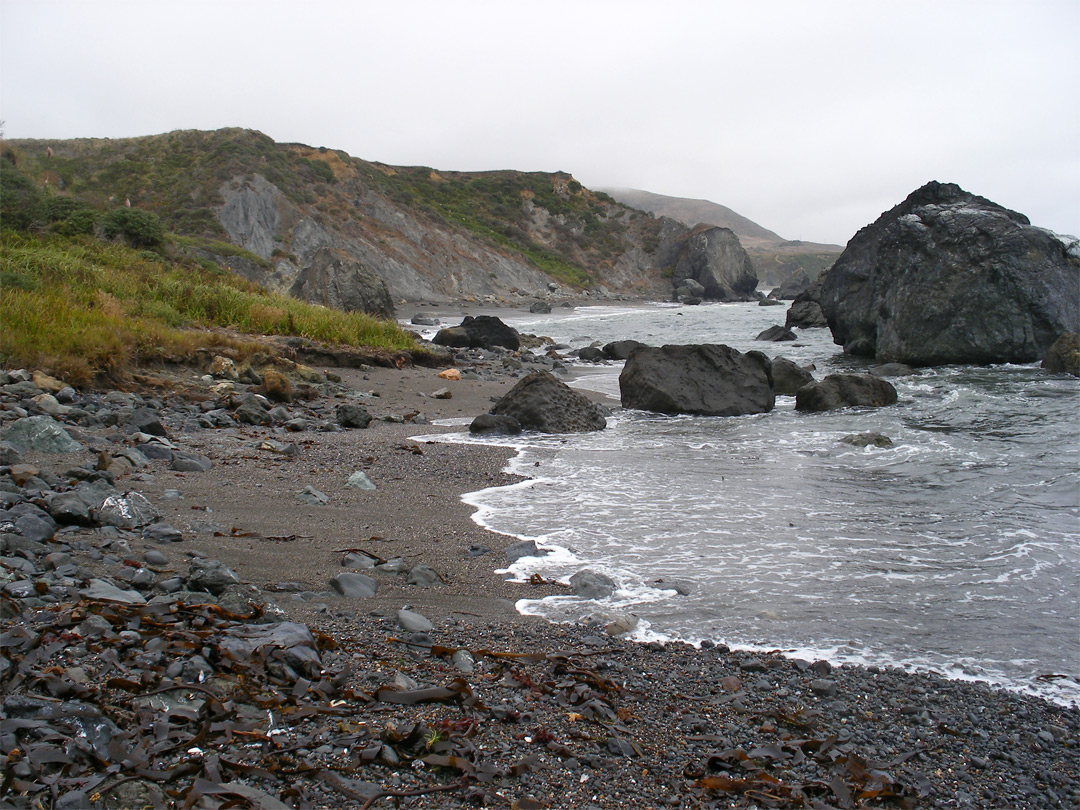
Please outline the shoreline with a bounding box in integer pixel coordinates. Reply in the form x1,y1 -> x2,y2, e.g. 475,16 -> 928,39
3,338 -> 1079,808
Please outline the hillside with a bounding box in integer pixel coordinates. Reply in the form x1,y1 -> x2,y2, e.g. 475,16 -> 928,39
4,129 -> 762,310
603,187 -> 843,287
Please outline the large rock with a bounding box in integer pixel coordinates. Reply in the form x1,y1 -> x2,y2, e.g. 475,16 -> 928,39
670,226 -> 759,301
818,181 -> 1080,365
289,246 -> 394,317
769,266 -> 812,300
795,374 -> 898,412
756,325 -> 797,342
771,357 -> 815,396
785,276 -> 829,328
484,372 -> 607,433
1042,332 -> 1080,377
2,416 -> 82,453
433,315 -> 520,351
619,344 -> 774,416
602,339 -> 648,360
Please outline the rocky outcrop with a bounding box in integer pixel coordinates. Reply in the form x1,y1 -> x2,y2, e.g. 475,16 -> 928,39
433,316 -> 520,351
480,372 -> 607,433
818,181 -> 1080,365
288,247 -> 394,317
786,276 -> 829,328
769,266 -> 812,300
795,374 -> 897,412
756,325 -> 797,342
619,344 -> 774,416
670,226 -> 758,301
1042,332 -> 1080,376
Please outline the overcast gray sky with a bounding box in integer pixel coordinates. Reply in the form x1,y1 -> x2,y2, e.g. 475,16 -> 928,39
2,0 -> 1077,245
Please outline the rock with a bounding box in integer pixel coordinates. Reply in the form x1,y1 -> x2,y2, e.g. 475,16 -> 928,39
771,357 -> 815,396
234,393 -> 271,425
31,370 -> 66,393
336,403 -> 372,429
144,523 -> 183,543
144,549 -> 169,566
671,226 -> 758,301
217,622 -> 322,673
397,609 -> 434,632
433,315 -> 520,351
569,570 -> 616,600
80,578 -> 146,605
577,346 -> 605,362
342,552 -> 376,569
329,572 -> 377,598
818,181 -> 1079,365
437,368 -> 461,381
124,407 -> 167,436
869,362 -> 917,377
217,584 -> 280,619
451,649 -> 476,673
758,297 -> 785,306
602,340 -> 648,360
137,441 -> 174,460
674,278 -> 706,300
96,491 -> 159,528
756,325 -> 797,342
47,491 -> 94,526
619,344 -> 774,416
406,564 -> 441,587
209,356 -> 239,380
0,441 -> 22,465
840,431 -> 895,448
529,301 -> 552,314
169,451 -> 212,472
297,485 -> 329,506
811,678 -> 838,697
2,415 -> 83,453
605,614 -> 639,636
261,369 -> 293,402
795,374 -> 898,412
505,539 -> 547,563
1042,332 -> 1080,376
188,558 -> 242,595
411,314 -> 440,326
485,371 -> 607,433
289,246 -> 395,317
785,297 -> 828,328
14,513 -> 55,543
345,471 -> 376,490
31,393 -> 71,417
770,266 -> 813,300
431,387 -> 452,399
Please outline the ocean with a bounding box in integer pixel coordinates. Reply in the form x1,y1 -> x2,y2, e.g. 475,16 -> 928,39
432,302 -> 1079,705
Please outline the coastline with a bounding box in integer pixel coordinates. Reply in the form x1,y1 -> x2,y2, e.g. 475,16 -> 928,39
3,339 -> 1079,808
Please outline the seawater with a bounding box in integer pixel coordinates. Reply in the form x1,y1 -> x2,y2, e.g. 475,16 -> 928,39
434,303 -> 1080,705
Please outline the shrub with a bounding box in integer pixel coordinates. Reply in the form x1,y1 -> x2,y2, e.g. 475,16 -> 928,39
100,207 -> 165,248
0,163 -> 45,230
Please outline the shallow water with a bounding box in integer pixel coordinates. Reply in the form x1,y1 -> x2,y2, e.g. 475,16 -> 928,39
439,302 -> 1080,704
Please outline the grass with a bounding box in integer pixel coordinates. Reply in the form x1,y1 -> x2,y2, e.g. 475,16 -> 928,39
0,231 -> 421,386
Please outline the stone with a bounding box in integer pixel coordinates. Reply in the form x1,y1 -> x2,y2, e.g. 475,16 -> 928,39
869,362 -> 917,377
188,558 -> 241,595
329,572 -> 377,598
795,374 -> 898,412
0,441 -> 22,465
770,357 -> 815,396
437,368 -> 461,381
840,431 -> 895,448
144,549 -> 169,566
15,514 -> 55,543
674,277 -> 706,300
577,346 -> 605,362
758,297 -> 784,306
30,393 -> 71,417
31,370 -> 66,393
169,451 -> 213,472
342,552 -> 376,569
397,608 -> 434,632
485,371 -> 607,433
47,492 -> 94,526
144,523 -> 183,543
755,325 -> 797,342
234,393 -> 271,425
433,315 -> 520,351
297,485 -> 330,506
261,369 -> 293,402
818,181 -> 1079,365
336,403 -> 372,429
2,415 -> 83,453
345,471 -> 376,490
619,344 -> 774,416
603,340 -> 648,360
431,387 -> 452,399
605,614 -> 639,636
406,564 -> 441,587
1041,332 -> 1080,376
505,539 -> 547,563
412,314 -> 441,326
96,491 -> 159,529
569,570 -> 616,600
80,578 -> 146,605
769,266 -> 813,300
124,407 -> 167,437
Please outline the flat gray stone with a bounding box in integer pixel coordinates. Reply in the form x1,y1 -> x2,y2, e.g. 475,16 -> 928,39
406,564 -> 441,587
297,486 -> 329,506
396,608 -> 433,632
81,578 -> 147,605
169,451 -> 213,472
329,572 -> 377,598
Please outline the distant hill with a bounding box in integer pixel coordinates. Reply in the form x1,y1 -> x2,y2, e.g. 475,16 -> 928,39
604,187 -> 843,286
3,129 -> 760,309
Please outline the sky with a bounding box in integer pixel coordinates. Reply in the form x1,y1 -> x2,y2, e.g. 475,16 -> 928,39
1,0 -> 1077,246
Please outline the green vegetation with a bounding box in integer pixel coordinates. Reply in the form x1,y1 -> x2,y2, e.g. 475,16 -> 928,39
99,207 -> 165,248
0,230 -> 419,386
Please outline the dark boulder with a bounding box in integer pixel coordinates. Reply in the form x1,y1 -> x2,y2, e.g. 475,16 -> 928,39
795,374 -> 897,412
603,340 -> 648,360
818,181 -> 1079,365
671,226 -> 759,301
577,346 -> 605,362
529,301 -> 552,314
673,278 -> 706,301
469,413 -> 522,435
289,247 -> 394,318
756,325 -> 797,342
870,363 -> 917,377
771,357 -> 815,396
785,276 -> 829,328
619,344 -> 774,416
486,372 -> 607,433
1041,332 -> 1079,377
433,315 -> 520,351
336,403 -> 372,429
758,297 -> 785,307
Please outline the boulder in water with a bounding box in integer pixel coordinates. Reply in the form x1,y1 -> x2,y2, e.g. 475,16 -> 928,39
795,374 -> 897,412
818,181 -> 1080,365
620,344 -> 774,417
771,357 -> 815,396
1041,332 -> 1079,377
756,325 -> 797,342
433,315 -> 520,351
